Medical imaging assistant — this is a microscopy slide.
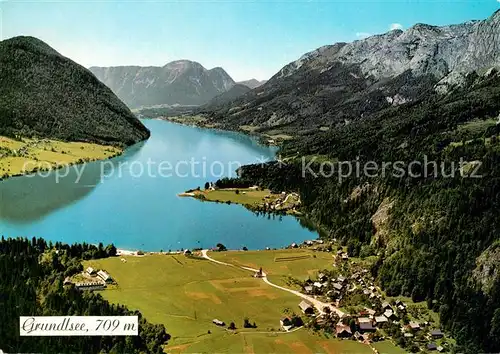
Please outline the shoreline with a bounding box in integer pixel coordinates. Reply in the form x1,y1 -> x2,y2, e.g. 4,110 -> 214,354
155,115 -> 280,147
115,242 -> 322,257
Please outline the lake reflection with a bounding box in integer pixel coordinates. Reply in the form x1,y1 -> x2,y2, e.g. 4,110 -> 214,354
0,120 -> 317,250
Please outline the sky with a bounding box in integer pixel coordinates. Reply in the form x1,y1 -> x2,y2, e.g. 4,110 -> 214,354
1,0 -> 499,81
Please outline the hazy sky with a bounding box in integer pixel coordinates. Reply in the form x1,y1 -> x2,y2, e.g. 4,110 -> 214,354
1,0 -> 499,81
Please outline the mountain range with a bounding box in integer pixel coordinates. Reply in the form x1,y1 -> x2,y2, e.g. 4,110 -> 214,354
202,10 -> 500,136
90,61 -> 265,109
0,36 -> 149,146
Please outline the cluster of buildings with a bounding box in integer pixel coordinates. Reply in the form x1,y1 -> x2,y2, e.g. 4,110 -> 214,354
293,245 -> 449,351
65,267 -> 114,291
260,192 -> 301,212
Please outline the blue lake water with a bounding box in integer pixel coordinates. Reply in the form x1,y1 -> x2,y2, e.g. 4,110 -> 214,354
0,119 -> 317,251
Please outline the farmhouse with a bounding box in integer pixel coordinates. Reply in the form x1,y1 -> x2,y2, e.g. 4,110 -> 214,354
365,308 -> 376,316
427,343 -> 438,351
75,281 -> 105,291
304,285 -> 313,294
381,302 -> 393,311
97,270 -> 112,283
431,329 -> 444,338
280,317 -> 293,331
358,317 -> 371,324
336,325 -> 352,338
375,316 -> 388,325
332,283 -> 343,291
409,322 -> 421,331
359,322 -> 375,333
298,300 -> 314,315
86,267 -> 96,275
212,319 -> 225,326
313,281 -> 324,289
384,310 -> 398,320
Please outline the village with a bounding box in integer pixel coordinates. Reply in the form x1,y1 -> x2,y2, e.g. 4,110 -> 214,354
72,238 -> 455,353
274,241 -> 453,353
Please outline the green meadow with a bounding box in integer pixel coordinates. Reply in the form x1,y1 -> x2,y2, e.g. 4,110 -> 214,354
0,136 -> 121,178
84,253 -> 372,353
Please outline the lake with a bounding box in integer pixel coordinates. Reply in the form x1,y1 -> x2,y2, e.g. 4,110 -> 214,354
0,119 -> 318,251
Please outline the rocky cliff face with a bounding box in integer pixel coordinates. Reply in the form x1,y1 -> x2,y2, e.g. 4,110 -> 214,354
90,60 -> 236,108
275,10 -> 500,87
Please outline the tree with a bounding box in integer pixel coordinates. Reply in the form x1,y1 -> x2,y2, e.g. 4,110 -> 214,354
105,244 -> 117,257
291,315 -> 303,327
242,246 -> 248,251
229,322 -> 236,330
204,182 -> 210,190
216,243 -> 227,251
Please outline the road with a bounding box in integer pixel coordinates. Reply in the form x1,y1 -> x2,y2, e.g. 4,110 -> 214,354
201,249 -> 345,318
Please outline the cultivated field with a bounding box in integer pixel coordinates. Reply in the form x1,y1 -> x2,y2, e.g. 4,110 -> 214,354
0,136 -> 121,178
210,249 -> 334,288
84,253 -> 372,353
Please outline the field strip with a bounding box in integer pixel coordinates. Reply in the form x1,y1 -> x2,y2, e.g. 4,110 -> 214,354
274,255 -> 311,262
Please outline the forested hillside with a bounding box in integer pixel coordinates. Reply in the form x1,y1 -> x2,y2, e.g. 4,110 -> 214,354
228,71 -> 500,352
0,36 -> 150,146
0,237 -> 170,353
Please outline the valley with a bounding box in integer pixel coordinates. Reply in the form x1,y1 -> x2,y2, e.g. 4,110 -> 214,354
1,4 -> 500,353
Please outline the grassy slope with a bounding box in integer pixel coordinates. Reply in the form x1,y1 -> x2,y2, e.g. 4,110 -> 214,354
192,188 -> 279,206
84,253 -> 372,353
0,136 -> 121,178
372,341 -> 408,354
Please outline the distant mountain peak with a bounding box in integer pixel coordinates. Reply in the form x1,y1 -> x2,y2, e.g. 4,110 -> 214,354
237,79 -> 267,89
90,60 -> 236,108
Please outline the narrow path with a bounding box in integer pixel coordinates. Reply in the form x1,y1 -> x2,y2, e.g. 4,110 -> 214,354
201,250 -> 345,318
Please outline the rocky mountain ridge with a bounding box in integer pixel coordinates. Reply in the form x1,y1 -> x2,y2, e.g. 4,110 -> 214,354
202,10 -> 500,136
275,10 -> 499,89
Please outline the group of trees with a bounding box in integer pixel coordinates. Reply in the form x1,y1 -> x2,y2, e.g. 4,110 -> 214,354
231,73 -> 500,352
0,237 -> 170,353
